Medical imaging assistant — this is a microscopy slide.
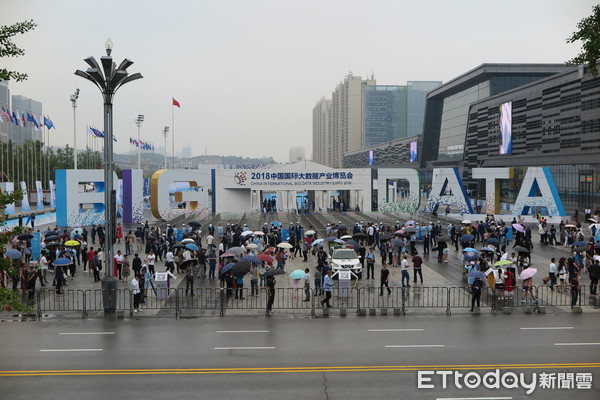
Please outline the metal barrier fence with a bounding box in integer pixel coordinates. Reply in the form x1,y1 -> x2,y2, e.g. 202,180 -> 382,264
2,284 -> 594,320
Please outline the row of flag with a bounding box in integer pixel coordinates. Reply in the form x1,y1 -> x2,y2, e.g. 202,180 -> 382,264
0,106 -> 56,130
129,137 -> 155,151
88,126 -> 117,142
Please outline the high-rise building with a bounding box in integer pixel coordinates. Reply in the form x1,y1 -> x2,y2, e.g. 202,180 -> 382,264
10,94 -> 43,145
312,97 -> 331,165
289,147 -> 305,163
362,81 -> 442,148
314,73 -> 375,168
181,145 -> 192,159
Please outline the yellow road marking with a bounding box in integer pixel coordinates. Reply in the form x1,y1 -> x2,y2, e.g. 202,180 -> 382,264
1,363 -> 599,377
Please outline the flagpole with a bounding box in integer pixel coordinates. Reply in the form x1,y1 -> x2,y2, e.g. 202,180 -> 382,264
171,100 -> 174,169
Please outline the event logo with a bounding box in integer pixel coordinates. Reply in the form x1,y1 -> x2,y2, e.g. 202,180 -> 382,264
234,171 -> 247,186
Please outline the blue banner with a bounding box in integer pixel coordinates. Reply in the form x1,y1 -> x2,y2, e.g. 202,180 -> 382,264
31,231 -> 41,260
176,229 -> 183,242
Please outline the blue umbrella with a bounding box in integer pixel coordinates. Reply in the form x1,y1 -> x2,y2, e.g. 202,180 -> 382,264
346,239 -> 359,251
463,252 -> 478,262
486,238 -> 500,246
185,243 -> 199,251
460,234 -> 475,242
326,236 -> 338,242
241,255 -> 263,265
572,241 -> 588,247
5,249 -> 22,259
463,247 -> 478,253
220,262 -> 236,275
289,269 -> 306,279
52,257 -> 73,266
271,221 -> 281,227
480,247 -> 495,252
467,270 -> 486,280
311,239 -> 325,246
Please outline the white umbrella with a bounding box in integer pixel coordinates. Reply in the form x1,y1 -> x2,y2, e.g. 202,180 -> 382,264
181,238 -> 195,244
304,230 -> 316,236
246,243 -> 258,249
253,231 -> 265,236
277,242 -> 293,249
241,231 -> 253,237
462,220 -> 472,224
340,235 -> 352,240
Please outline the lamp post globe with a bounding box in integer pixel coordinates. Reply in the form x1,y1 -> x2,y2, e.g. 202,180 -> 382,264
75,40 -> 142,314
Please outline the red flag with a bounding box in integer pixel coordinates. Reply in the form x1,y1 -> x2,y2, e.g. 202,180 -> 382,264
172,98 -> 181,108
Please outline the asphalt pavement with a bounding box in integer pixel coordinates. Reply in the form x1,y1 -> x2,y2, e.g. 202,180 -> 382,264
0,313 -> 599,399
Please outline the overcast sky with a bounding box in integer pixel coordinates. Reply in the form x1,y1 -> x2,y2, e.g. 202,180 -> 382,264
2,0 -> 596,163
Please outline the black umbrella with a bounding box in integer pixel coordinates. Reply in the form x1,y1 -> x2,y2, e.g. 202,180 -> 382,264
337,224 -> 347,230
45,241 -> 60,247
17,234 -> 33,241
44,231 -> 59,237
573,246 -> 588,253
437,237 -> 450,243
172,243 -> 186,249
188,221 -> 201,228
404,227 -> 417,233
380,233 -> 393,241
513,245 -> 530,253
231,260 -> 252,277
352,232 -> 367,239
262,269 -> 286,277
45,235 -> 59,242
392,238 -> 403,247
179,259 -> 198,271
460,234 -> 474,242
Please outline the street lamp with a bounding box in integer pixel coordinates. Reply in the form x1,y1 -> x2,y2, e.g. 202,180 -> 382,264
75,39 -> 142,314
70,88 -> 80,169
135,114 -> 144,169
163,126 -> 169,169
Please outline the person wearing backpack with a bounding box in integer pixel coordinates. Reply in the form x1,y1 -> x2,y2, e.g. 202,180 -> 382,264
471,277 -> 484,311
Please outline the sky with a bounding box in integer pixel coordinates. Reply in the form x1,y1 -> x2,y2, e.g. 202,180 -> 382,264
2,0 -> 596,163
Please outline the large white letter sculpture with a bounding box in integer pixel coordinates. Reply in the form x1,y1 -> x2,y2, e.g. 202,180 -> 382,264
376,168 -> 421,213
513,167 -> 566,217
425,168 -> 474,214
472,168 -> 513,215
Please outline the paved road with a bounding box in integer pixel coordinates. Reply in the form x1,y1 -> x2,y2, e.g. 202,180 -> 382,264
1,314 -> 598,399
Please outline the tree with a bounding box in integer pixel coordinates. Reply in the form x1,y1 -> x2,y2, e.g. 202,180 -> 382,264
0,190 -> 33,313
0,20 -> 37,82
566,5 -> 600,76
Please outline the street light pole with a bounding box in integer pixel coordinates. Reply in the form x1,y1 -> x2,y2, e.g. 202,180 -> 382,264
70,89 -> 80,169
135,114 -> 144,169
163,126 -> 169,169
75,38 -> 142,314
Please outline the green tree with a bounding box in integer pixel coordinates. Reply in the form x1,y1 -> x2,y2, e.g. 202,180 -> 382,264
0,190 -> 33,313
566,4 -> 600,76
0,20 -> 37,82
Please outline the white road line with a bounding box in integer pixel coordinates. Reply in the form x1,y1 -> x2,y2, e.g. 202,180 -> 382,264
214,347 -> 274,350
216,330 -> 270,333
369,329 -> 424,332
554,343 -> 600,346
520,327 -> 574,330
437,397 -> 512,400
59,332 -> 115,335
40,349 -> 103,352
385,345 -> 444,348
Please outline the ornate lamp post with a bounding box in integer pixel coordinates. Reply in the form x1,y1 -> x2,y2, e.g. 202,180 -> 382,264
75,39 -> 142,313
135,114 -> 144,169
70,88 -> 80,169
163,126 -> 169,169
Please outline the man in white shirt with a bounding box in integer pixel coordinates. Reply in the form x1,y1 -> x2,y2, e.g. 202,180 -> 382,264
546,257 -> 558,290
165,249 -> 175,273
206,234 -> 214,252
400,254 -> 410,288
114,250 -> 124,280
39,253 -> 49,286
145,250 -> 156,275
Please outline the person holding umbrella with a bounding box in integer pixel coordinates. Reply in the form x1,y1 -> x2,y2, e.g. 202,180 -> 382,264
266,275 -> 276,313
520,269 -> 538,305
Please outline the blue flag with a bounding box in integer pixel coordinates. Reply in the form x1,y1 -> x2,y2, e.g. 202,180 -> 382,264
44,115 -> 56,130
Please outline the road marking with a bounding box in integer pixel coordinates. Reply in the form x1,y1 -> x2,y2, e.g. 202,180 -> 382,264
2,363 -> 598,377
59,332 -> 115,335
214,347 -> 274,350
369,329 -> 424,332
437,397 -> 512,400
216,330 -> 270,333
40,349 -> 103,352
385,345 -> 444,348
520,327 -> 574,330
555,343 -> 600,346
